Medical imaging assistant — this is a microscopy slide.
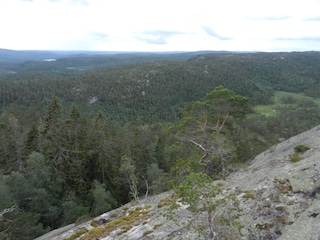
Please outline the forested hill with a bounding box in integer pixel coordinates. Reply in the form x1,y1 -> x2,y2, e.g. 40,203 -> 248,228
1,51 -> 320,123
2,51 -> 320,239
190,51 -> 320,94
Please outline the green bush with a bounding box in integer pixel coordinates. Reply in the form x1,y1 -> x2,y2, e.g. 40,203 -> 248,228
294,144 -> 310,153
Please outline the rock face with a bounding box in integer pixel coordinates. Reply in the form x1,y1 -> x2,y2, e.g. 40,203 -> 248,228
225,124 -> 320,239
36,125 -> 320,240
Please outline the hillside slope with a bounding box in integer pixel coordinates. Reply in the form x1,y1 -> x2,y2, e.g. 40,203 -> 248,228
36,125 -> 320,239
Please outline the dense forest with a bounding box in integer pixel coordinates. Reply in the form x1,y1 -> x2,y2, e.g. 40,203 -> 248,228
1,51 -> 320,239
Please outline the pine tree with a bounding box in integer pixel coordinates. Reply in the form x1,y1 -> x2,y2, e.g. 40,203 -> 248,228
176,86 -> 248,177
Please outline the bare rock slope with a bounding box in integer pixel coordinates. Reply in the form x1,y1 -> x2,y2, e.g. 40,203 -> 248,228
36,125 -> 320,240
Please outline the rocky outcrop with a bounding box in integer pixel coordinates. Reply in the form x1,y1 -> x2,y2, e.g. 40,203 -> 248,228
36,125 -> 320,240
225,124 -> 320,239
35,191 -> 196,240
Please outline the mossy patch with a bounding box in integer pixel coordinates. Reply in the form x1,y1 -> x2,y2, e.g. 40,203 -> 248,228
275,205 -> 287,212
153,223 -> 163,229
273,178 -> 292,194
90,218 -> 108,227
274,215 -> 288,225
255,223 -> 274,230
158,193 -> 179,209
273,178 -> 287,185
63,228 -> 88,240
143,230 -> 154,236
122,206 -> 129,211
117,225 -> 132,235
243,190 -> 255,199
80,206 -> 150,240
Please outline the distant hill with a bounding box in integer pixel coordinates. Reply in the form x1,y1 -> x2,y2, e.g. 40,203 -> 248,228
0,49 -> 220,74
1,51 -> 320,123
0,48 -> 154,62
0,48 -> 79,62
0,48 -> 218,63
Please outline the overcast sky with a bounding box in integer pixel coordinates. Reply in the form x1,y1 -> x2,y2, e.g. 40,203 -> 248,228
1,0 -> 320,52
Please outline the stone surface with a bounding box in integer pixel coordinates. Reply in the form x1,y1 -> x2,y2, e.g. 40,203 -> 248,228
36,125 -> 320,240
223,124 -> 320,239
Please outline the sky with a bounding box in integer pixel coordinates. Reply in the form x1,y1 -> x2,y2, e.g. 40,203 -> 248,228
1,0 -> 320,52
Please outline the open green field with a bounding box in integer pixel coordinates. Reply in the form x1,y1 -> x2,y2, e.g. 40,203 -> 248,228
253,91 -> 320,117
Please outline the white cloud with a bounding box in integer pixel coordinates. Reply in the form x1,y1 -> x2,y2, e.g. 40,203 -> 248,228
0,0 -> 320,51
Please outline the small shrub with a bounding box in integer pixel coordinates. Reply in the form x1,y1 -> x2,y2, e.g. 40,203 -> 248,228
294,144 -> 310,153
289,144 -> 310,162
289,153 -> 303,162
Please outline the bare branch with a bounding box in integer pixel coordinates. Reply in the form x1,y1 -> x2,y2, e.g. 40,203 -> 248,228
0,205 -> 16,221
218,112 -> 230,132
188,140 -> 206,151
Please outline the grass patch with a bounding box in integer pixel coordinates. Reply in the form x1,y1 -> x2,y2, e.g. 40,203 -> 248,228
289,153 -> 303,162
290,144 -> 310,163
253,91 -> 320,117
294,144 -> 310,153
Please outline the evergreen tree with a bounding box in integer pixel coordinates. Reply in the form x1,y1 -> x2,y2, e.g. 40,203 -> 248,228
176,86 -> 248,177
90,180 -> 117,216
24,123 -> 39,156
